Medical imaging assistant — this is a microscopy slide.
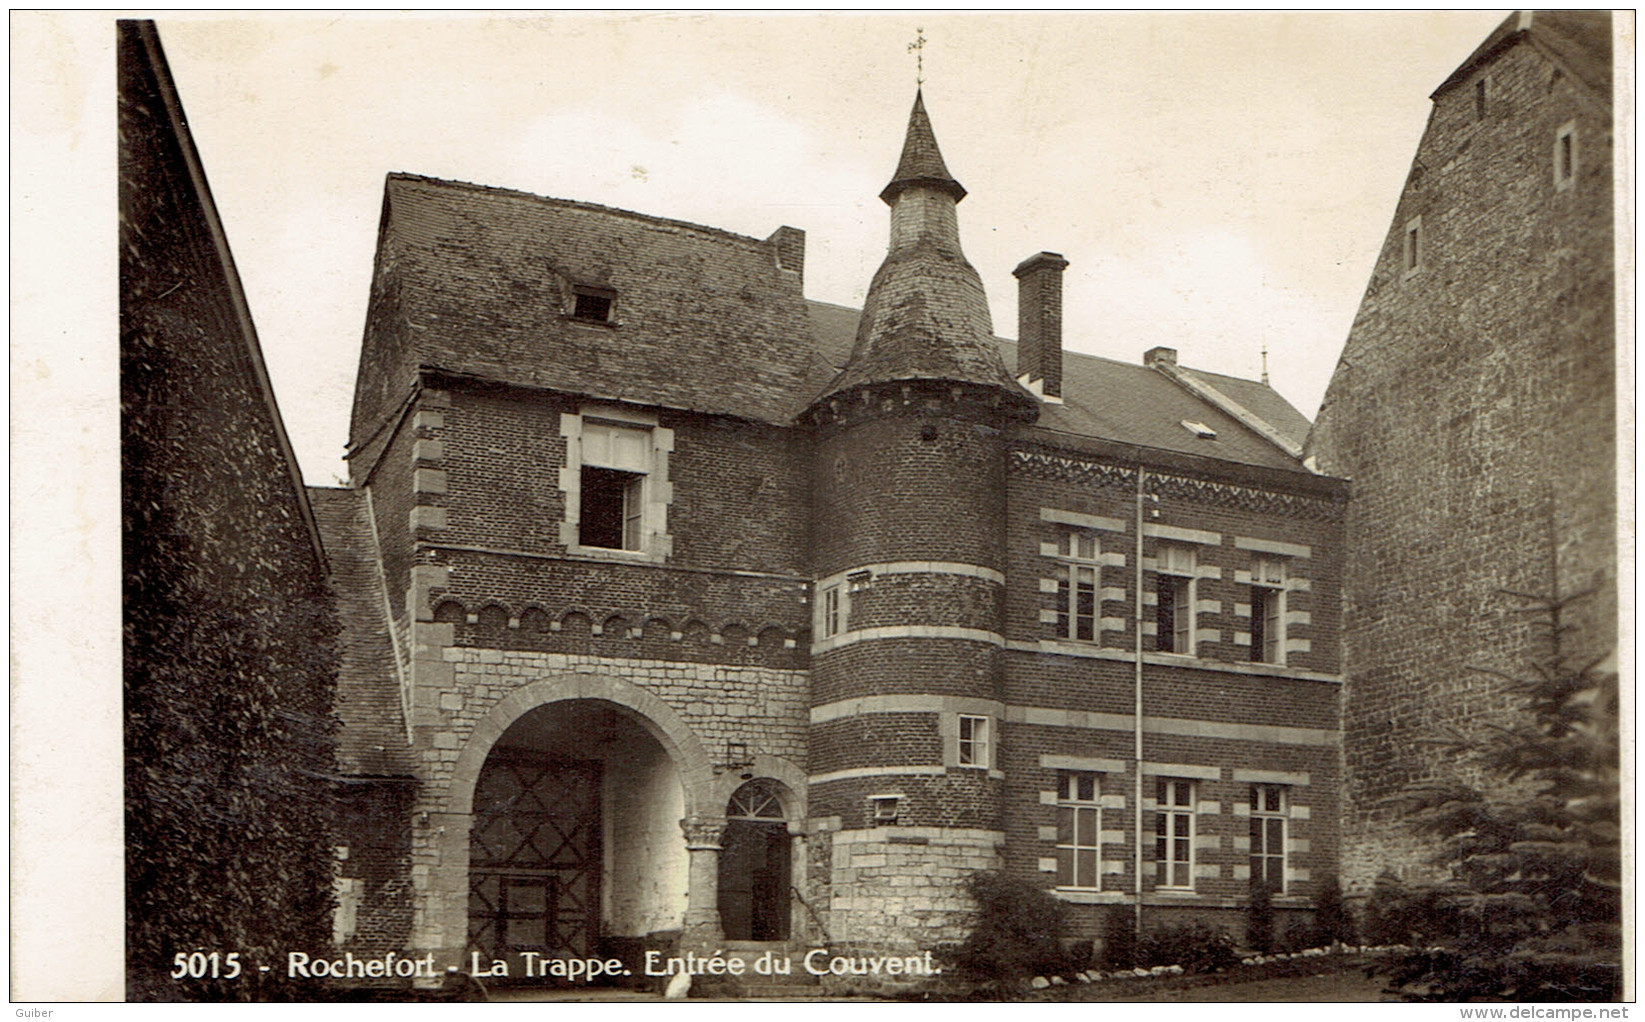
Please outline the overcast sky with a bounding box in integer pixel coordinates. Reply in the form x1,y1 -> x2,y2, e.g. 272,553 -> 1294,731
150,11 -> 1510,485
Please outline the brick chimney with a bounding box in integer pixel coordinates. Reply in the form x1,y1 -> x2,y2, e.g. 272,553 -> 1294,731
1144,346 -> 1177,367
1013,251 -> 1069,398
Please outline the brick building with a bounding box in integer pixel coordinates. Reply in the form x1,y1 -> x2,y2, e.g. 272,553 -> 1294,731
1305,11 -> 1616,892
319,88 -> 1349,978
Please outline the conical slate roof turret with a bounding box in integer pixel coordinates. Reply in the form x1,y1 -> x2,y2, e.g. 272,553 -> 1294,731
879,89 -> 967,205
815,91 -> 1032,412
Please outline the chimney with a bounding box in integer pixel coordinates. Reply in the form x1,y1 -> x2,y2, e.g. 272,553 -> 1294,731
1013,251 -> 1069,398
765,226 -> 805,286
1144,346 -> 1177,367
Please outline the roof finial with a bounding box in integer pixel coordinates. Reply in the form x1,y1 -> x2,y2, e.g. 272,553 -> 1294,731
908,27 -> 927,86
1261,341 -> 1270,386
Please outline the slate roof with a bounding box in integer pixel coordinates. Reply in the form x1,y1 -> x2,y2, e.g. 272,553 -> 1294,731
809,299 -> 1312,472
1433,10 -> 1611,101
308,486 -> 413,776
349,174 -> 818,447
815,91 -> 1032,410
880,90 -> 967,204
351,169 -> 1309,473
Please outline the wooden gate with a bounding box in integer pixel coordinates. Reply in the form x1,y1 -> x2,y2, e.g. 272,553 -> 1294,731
468,752 -> 602,963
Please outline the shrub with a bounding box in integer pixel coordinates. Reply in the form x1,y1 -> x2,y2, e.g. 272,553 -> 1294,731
1137,923 -> 1239,974
1280,918 -> 1315,953
1099,909 -> 1137,971
941,871 -> 1076,982
1312,874 -> 1357,947
1247,880 -> 1275,953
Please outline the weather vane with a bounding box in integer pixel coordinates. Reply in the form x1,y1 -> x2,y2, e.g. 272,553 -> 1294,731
909,27 -> 927,86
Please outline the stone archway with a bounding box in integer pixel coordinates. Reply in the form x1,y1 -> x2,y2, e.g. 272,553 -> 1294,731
427,674 -> 721,968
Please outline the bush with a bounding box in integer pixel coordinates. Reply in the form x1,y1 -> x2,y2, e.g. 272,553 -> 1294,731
1247,880 -> 1275,953
1312,874 -> 1357,947
1361,872 -> 1459,946
1137,923 -> 1239,974
1099,909 -> 1137,971
941,871 -> 1076,982
1280,918 -> 1315,953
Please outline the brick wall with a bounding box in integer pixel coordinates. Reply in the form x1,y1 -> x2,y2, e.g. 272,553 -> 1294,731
1307,31 -> 1615,889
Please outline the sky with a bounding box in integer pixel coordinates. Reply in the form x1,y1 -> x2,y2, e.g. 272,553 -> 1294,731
153,11 -> 1511,484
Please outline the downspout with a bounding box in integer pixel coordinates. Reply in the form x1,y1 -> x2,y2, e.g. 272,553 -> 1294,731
1133,467 -> 1146,935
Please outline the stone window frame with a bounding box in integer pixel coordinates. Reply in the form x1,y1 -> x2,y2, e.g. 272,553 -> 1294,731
568,284 -> 619,325
558,405 -> 674,562
1053,528 -> 1102,643
1233,537 -> 1312,667
1401,214 -> 1423,279
1248,783 -> 1288,895
1248,556 -> 1287,666
956,714 -> 990,769
1154,777 -> 1197,891
816,581 -> 845,639
1154,544 -> 1198,656
1554,120 -> 1579,191
1039,508 -> 1128,647
1054,770 -> 1103,891
869,793 -> 901,826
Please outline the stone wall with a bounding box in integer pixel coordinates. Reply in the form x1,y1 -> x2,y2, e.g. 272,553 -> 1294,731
1307,19 -> 1615,891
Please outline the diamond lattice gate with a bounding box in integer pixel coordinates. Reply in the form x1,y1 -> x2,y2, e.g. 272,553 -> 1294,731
468,752 -> 602,964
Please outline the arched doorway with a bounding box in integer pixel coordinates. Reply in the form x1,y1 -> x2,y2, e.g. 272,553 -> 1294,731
467,700 -> 686,968
717,780 -> 791,941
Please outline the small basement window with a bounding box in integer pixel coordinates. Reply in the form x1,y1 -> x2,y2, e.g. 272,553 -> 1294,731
572,287 -> 615,322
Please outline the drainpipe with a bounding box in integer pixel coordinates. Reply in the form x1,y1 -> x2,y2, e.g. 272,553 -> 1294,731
1133,468 -> 1146,936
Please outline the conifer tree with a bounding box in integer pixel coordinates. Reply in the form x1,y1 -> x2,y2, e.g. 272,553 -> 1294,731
1381,592 -> 1620,1001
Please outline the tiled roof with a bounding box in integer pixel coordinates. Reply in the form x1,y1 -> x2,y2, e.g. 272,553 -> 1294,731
1434,10 -> 1611,101
351,174 -> 818,445
308,486 -> 413,776
809,299 -> 1311,472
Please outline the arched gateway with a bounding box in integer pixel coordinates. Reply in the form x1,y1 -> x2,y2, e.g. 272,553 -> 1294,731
446,675 -> 718,970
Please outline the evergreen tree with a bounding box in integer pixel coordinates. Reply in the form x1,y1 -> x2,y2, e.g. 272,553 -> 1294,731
1381,592 -> 1619,1001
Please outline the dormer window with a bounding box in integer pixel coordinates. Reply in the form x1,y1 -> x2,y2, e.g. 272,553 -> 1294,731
1180,420 -> 1217,440
571,286 -> 615,323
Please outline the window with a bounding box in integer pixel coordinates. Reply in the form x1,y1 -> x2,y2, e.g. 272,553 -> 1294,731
578,421 -> 649,550
1054,530 -> 1101,642
1555,121 -> 1578,190
871,795 -> 900,826
819,584 -> 843,638
1055,771 -> 1101,889
1250,784 -> 1287,894
1156,544 -> 1196,654
1249,556 -> 1285,664
571,286 -> 615,322
1402,216 -> 1423,276
957,715 -> 990,768
1155,779 -> 1196,890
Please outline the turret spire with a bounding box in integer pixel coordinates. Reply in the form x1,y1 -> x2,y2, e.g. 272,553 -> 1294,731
879,90 -> 966,206
811,90 -> 1031,413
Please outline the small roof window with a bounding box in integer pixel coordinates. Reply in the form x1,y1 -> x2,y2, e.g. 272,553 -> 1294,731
571,286 -> 616,323
1180,419 -> 1218,439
